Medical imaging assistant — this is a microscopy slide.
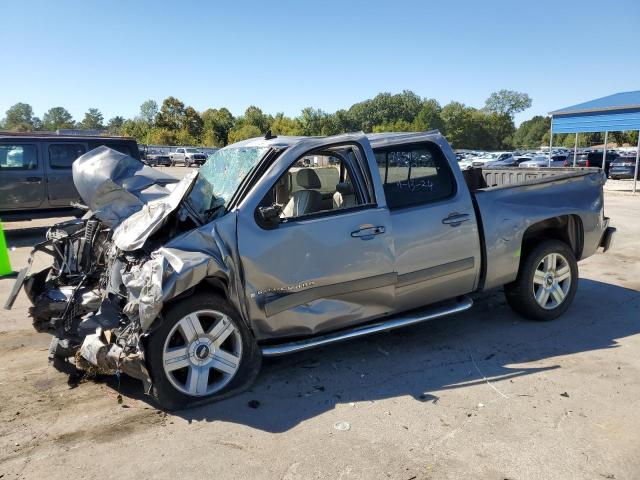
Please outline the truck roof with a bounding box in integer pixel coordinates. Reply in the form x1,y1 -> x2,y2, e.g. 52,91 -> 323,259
226,130 -> 443,150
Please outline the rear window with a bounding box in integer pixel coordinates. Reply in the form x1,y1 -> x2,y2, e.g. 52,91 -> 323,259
0,144 -> 38,170
49,143 -> 86,169
374,144 -> 456,209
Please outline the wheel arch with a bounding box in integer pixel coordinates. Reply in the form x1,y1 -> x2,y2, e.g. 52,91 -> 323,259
521,214 -> 584,262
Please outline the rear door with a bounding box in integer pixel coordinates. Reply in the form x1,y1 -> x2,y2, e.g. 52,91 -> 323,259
373,141 -> 481,311
45,141 -> 86,207
0,141 -> 45,211
237,135 -> 396,340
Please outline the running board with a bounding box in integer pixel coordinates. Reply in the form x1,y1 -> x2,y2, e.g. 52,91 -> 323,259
260,296 -> 473,357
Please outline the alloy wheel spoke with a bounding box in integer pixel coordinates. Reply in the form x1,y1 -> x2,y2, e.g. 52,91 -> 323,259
187,366 -> 209,395
550,284 -> 566,304
212,348 -> 240,370
211,320 -> 235,348
543,253 -> 556,272
179,313 -> 204,342
533,270 -> 546,285
211,353 -> 239,375
536,287 -> 550,306
556,265 -> 571,282
164,346 -> 190,371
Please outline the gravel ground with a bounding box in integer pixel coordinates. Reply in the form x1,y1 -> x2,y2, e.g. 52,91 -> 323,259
0,173 -> 638,480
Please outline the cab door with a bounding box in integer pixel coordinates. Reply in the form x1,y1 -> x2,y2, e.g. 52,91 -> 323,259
236,135 -> 396,340
372,141 -> 481,311
0,142 -> 45,210
45,142 -> 86,207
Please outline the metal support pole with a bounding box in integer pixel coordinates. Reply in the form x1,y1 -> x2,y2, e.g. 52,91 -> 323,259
633,131 -> 640,194
602,131 -> 608,174
548,118 -> 553,167
573,132 -> 578,167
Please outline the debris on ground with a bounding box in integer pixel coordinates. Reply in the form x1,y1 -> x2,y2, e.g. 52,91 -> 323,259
247,400 -> 261,409
333,421 -> 350,431
560,392 -> 570,398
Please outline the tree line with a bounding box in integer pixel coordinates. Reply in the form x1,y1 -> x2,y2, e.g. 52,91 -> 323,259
2,90 -> 637,150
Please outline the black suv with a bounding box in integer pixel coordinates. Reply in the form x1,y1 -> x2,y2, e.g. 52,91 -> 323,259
0,132 -> 140,219
575,150 -> 619,177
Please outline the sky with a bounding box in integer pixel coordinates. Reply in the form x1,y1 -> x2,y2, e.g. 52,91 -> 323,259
1,0 -> 639,126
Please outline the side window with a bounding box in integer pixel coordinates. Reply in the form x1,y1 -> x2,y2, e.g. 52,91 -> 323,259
374,144 -> 455,209
49,143 -> 86,169
0,145 -> 37,170
261,147 -> 365,222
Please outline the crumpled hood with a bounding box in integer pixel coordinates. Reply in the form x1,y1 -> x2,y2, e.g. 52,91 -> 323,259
72,146 -> 179,226
112,170 -> 199,251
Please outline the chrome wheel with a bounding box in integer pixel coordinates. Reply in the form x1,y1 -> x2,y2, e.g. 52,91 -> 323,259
162,309 -> 242,397
532,253 -> 571,310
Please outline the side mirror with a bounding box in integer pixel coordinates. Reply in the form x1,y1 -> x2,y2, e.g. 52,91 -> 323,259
256,204 -> 282,230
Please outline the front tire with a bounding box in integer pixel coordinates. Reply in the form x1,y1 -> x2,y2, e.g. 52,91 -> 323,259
146,293 -> 261,410
504,240 -> 578,321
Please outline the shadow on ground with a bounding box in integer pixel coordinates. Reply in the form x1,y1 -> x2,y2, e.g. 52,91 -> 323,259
103,278 -> 640,432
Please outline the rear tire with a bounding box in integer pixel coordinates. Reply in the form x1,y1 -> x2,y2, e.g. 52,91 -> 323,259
504,240 -> 578,321
146,292 -> 261,410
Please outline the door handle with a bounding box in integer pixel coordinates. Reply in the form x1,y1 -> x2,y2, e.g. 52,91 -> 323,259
26,177 -> 42,183
442,213 -> 470,226
351,225 -> 386,239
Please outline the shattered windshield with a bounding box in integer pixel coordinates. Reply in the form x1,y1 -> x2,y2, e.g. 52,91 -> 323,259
192,146 -> 269,216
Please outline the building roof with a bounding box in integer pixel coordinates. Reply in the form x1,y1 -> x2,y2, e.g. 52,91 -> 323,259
550,91 -> 640,116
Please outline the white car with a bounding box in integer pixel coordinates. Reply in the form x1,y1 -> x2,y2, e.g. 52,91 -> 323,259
462,152 -> 514,169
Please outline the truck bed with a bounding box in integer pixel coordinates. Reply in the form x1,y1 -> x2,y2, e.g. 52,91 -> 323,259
463,166 -> 600,192
464,166 -> 606,291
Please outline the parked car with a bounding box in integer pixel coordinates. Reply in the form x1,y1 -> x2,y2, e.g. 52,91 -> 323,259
609,154 -> 639,179
519,154 -> 567,168
575,150 -> 619,176
468,152 -> 514,168
145,149 -> 172,166
0,132 -> 143,220
487,155 -> 533,167
169,147 -> 208,167
8,131 -> 614,409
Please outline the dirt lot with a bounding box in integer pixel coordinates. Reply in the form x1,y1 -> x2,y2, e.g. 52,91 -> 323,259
1,177 -> 639,480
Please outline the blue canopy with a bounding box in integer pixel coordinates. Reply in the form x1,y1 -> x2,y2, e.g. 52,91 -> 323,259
550,91 -> 640,133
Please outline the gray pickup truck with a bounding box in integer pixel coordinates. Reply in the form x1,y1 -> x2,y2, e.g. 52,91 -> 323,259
168,147 -> 208,167
6,131 -> 615,409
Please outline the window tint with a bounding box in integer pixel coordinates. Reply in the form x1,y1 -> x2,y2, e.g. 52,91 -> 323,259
0,145 -> 37,170
374,145 -> 455,209
49,143 -> 86,169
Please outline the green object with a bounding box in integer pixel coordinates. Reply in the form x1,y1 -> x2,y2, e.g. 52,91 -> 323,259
0,221 -> 14,277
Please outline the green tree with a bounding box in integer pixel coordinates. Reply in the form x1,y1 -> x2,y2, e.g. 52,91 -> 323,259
513,116 -> 550,148
155,96 -> 186,131
139,100 -> 158,125
228,124 -> 262,144
79,108 -> 104,130
243,106 -> 270,133
202,108 -> 235,146
270,113 -> 303,136
3,102 -> 37,131
183,106 -> 204,141
42,107 -> 75,131
106,116 -> 125,135
484,90 -> 532,117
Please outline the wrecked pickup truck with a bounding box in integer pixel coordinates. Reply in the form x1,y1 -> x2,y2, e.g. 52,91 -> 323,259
6,132 -> 615,409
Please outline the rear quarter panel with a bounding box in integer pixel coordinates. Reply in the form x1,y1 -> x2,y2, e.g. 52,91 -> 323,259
476,172 -> 606,289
